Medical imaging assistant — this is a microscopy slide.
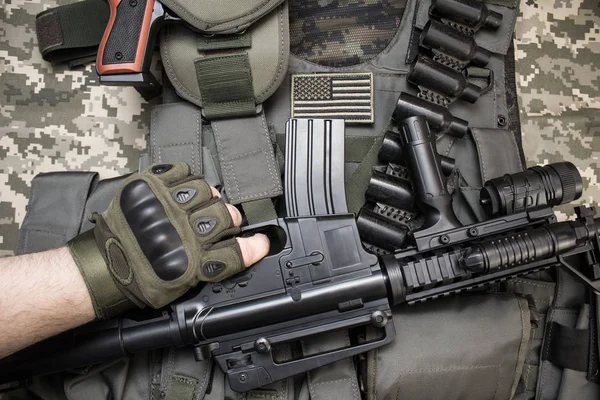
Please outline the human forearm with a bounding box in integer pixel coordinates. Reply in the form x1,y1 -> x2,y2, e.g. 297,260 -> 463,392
0,247 -> 95,358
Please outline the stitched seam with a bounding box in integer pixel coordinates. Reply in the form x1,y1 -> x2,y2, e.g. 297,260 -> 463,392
311,377 -> 352,387
162,29 -> 202,105
472,130 -> 488,182
211,122 -> 237,200
220,149 -> 263,162
204,99 -> 255,106
160,0 -> 272,30
196,110 -> 202,175
259,111 -> 282,197
539,307 -> 554,399
395,364 -> 501,374
152,107 -> 158,162
507,131 -> 524,171
24,228 -> 65,237
510,278 -> 555,289
492,362 -> 501,400
75,173 -> 95,235
257,5 -> 286,102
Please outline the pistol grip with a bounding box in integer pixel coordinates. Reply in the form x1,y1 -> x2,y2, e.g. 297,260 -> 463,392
97,0 -> 156,76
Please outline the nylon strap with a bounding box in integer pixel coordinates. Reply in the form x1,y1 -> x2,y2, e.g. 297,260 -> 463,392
149,102 -> 204,176
35,0 -> 109,66
67,230 -> 133,319
211,110 -> 283,207
521,364 -> 538,392
242,199 -> 278,225
589,294 -> 600,383
345,133 -> 385,214
195,53 -> 257,119
301,330 -> 361,400
197,32 -> 252,52
542,321 -> 590,372
466,67 -> 493,79
164,374 -> 198,400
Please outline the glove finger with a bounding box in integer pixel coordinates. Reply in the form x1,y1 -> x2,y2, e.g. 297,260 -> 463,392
189,200 -> 240,243
198,240 -> 245,282
144,162 -> 190,185
170,178 -> 214,212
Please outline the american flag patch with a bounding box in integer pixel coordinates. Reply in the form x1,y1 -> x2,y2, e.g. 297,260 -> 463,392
291,73 -> 374,124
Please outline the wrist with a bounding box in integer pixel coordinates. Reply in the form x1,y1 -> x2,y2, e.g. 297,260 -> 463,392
68,230 -> 134,319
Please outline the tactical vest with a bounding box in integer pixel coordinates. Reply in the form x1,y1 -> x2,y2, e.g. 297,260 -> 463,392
13,1 -> 599,399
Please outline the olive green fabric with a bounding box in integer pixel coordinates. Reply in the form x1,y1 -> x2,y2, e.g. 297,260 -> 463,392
68,163 -> 245,317
195,53 -> 257,119
197,32 -> 252,52
242,198 -> 278,224
367,294 -> 531,400
164,375 -> 198,400
68,230 -> 134,319
35,0 -> 109,66
159,0 -> 284,34
160,3 -> 289,109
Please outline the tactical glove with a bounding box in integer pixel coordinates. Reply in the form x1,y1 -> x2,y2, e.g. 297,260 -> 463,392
68,163 -> 262,319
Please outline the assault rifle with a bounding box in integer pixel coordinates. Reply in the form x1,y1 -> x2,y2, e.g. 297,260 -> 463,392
1,117 -> 600,393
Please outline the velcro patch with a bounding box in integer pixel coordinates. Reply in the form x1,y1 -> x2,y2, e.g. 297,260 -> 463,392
291,73 -> 374,124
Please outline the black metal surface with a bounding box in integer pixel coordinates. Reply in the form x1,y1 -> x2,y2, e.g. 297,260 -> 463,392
399,116 -> 462,238
408,56 -> 482,103
393,92 -> 470,138
420,20 -> 491,66
429,0 -> 503,31
480,162 -> 583,217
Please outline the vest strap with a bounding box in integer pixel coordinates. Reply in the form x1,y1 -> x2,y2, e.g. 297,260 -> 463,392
35,0 -> 109,66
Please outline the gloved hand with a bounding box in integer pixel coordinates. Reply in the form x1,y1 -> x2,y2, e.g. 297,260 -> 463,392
67,163 -> 269,319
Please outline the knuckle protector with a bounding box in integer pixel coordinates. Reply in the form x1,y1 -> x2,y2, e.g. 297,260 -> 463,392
171,179 -> 214,210
189,201 -> 234,242
200,245 -> 244,282
120,179 -> 189,281
145,162 -> 191,185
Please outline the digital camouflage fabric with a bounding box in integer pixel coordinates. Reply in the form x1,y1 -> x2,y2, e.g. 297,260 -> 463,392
0,0 -> 152,256
0,0 -> 599,257
514,0 -> 600,221
289,0 -> 407,67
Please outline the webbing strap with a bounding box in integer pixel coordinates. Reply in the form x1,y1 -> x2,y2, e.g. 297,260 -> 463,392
466,66 -> 493,79
589,295 -> 600,382
542,322 -> 590,372
197,32 -> 252,52
164,374 -> 197,400
149,102 -> 204,176
242,199 -> 278,225
211,110 -> 283,209
35,0 -> 109,66
195,53 -> 257,119
301,330 -> 361,400
345,133 -> 385,214
521,364 -> 538,392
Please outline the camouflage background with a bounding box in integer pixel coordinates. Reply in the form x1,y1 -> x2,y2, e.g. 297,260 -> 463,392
0,0 -> 599,255
515,0 -> 600,221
